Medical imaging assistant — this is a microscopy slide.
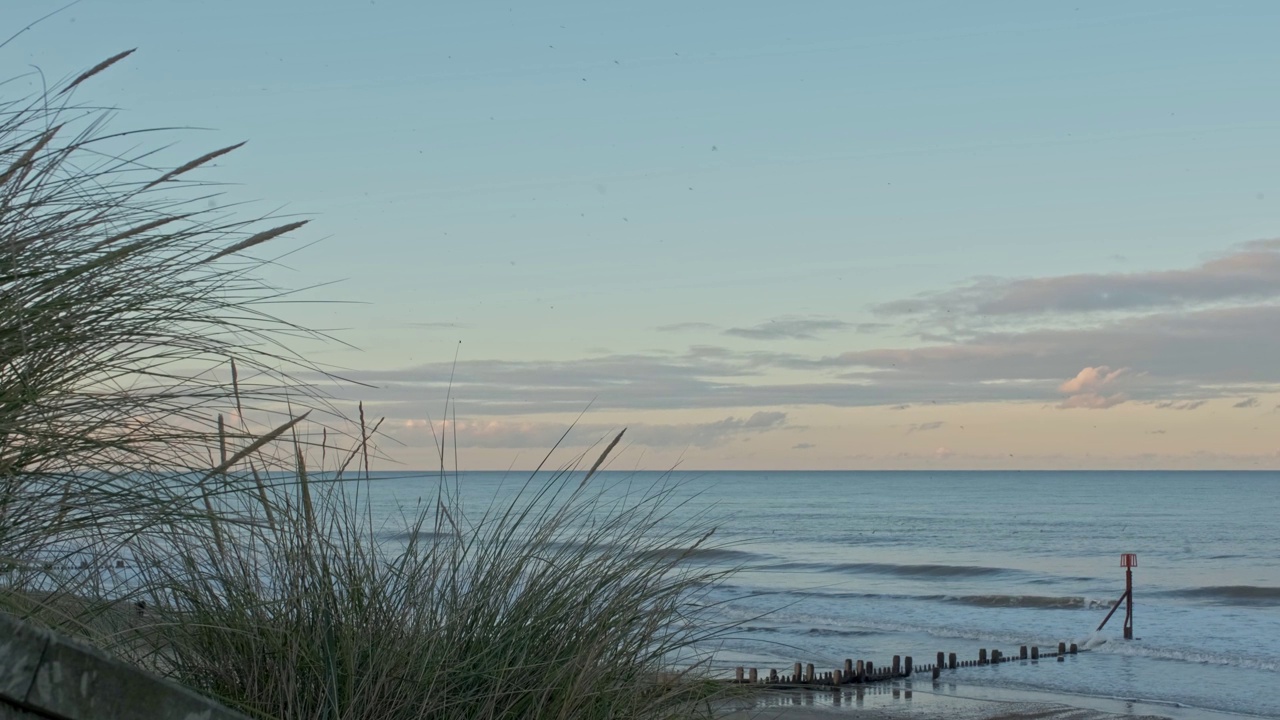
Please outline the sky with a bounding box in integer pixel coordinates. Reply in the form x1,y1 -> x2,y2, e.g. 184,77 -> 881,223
6,1 -> 1280,470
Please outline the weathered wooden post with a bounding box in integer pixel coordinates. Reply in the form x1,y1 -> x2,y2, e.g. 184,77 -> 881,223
937,651 -> 945,668
979,648 -> 987,665
735,667 -> 744,683
806,663 -> 815,682
833,669 -> 843,686
1058,642 -> 1066,655
749,668 -> 758,683
892,655 -> 901,675
948,652 -> 957,669
1020,645 -> 1028,659
865,660 -> 874,677
855,660 -> 865,682
844,659 -> 854,679
932,665 -> 940,680
1031,646 -> 1039,660
904,656 -> 912,676
1070,643 -> 1078,654
770,668 -> 778,682
794,662 -> 802,683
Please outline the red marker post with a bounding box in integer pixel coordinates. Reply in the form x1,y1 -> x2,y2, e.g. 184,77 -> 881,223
1097,553 -> 1137,640
1121,553 -> 1136,640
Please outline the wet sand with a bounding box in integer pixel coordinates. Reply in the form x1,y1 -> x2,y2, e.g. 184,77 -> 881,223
715,681 -> 1237,720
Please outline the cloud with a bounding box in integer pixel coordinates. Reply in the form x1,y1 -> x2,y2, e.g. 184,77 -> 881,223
1056,366 -> 1128,409
1154,400 -> 1207,411
382,412 -> 790,450
1233,397 -> 1260,408
1058,366 -> 1127,394
655,322 -> 719,333
1056,368 -> 1126,409
724,316 -> 850,341
907,421 -> 945,433
875,239 -> 1280,318
329,257 -> 1280,417
792,442 -> 815,450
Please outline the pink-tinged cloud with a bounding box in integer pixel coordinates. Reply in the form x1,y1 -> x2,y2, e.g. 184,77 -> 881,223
1058,365 -> 1128,409
1058,366 -> 1127,394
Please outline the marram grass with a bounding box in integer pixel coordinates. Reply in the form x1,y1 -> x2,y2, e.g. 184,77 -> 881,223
1,53 -> 747,719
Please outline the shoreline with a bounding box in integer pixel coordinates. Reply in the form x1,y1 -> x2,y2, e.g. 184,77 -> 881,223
715,678 -> 1268,720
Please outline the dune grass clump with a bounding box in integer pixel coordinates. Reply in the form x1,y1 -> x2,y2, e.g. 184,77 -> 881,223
1,53 -> 742,719
143,442 -> 736,720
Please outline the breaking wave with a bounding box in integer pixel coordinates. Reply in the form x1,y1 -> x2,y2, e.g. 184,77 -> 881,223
945,594 -> 1111,610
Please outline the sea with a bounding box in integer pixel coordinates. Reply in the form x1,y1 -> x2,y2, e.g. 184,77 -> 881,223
364,470 -> 1280,719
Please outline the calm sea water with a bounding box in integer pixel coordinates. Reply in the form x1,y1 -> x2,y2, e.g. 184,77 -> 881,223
365,470 -> 1280,719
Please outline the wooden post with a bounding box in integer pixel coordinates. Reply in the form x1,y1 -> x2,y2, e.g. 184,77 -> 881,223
806,663 -> 815,682
855,660 -> 865,682
1020,645 -> 1028,659
948,652 -> 957,669
749,668 -> 758,683
1070,643 -> 1078,654
1031,646 -> 1039,660
1058,642 -> 1066,655
932,665 -> 940,680
770,668 -> 778,682
904,656 -> 912,676
937,651 -> 945,669
735,667 -> 744,683
979,648 -> 987,665
844,659 -> 853,679
794,662 -> 802,683
892,655 -> 901,675
865,661 -> 873,677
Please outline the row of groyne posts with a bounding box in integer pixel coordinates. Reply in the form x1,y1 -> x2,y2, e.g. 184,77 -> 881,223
729,641 -> 1083,689
727,553 -> 1139,691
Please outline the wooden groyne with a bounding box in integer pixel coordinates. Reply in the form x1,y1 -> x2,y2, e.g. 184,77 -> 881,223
725,641 -> 1082,689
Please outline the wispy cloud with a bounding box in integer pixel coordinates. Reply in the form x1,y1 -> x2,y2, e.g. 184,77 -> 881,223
907,421 -> 945,433
655,321 -> 719,333
1154,400 -> 1208,411
383,412 -> 790,449
724,316 -> 850,341
875,239 -> 1280,319
1233,397 -> 1260,408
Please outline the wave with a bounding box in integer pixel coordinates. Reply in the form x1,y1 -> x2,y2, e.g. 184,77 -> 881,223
946,594 -> 1110,610
634,547 -> 763,564
804,627 -> 878,638
759,560 -> 1015,579
1092,639 -> 1280,672
1157,585 -> 1280,605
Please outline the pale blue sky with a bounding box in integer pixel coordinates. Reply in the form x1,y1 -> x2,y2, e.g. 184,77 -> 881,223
7,1 -> 1280,468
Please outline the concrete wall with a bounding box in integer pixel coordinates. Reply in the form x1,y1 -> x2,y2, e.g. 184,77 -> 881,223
0,612 -> 250,720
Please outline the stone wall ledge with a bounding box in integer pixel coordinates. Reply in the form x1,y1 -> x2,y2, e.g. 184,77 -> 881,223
1,612 -> 250,720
